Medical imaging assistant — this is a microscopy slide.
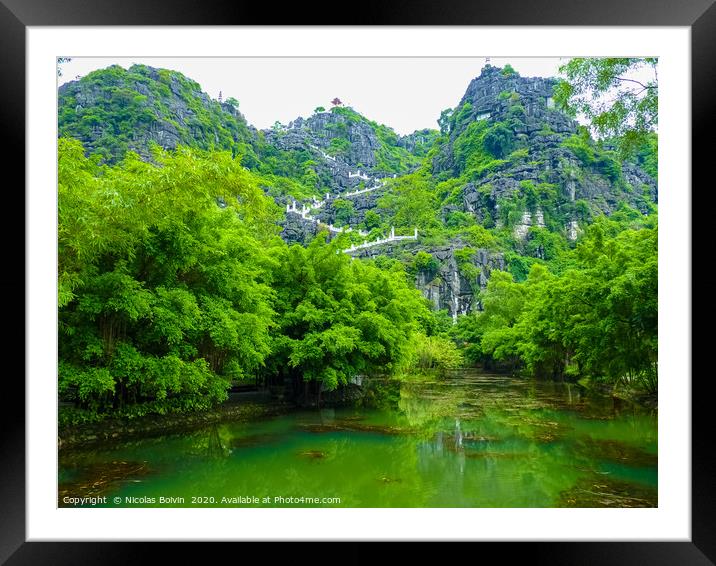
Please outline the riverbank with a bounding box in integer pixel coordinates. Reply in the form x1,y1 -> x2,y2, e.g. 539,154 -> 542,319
454,365 -> 658,411
58,374 -> 656,452
578,379 -> 658,411
58,394 -> 295,451
58,381 -> 369,451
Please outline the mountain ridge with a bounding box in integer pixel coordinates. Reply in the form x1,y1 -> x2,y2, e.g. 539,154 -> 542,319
57,62 -> 658,319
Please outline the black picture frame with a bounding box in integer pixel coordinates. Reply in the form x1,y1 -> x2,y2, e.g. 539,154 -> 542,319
5,0 -> 711,563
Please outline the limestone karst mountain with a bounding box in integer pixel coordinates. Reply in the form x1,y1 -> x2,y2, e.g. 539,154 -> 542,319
58,63 -> 657,320
58,64 -> 256,163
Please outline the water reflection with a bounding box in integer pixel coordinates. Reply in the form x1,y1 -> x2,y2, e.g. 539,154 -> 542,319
206,424 -> 225,459
58,370 -> 657,507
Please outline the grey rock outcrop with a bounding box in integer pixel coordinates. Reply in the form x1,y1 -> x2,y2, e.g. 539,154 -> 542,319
415,246 -> 506,319
280,213 -> 322,245
352,242 -> 505,319
434,65 -> 657,236
263,111 -> 380,169
262,108 -> 417,194
398,128 -> 439,157
58,64 -> 255,162
433,65 -> 577,175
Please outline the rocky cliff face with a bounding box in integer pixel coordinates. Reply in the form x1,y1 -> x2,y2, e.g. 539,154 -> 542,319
274,66 -> 657,314
433,65 -> 657,240
433,67 -> 574,175
280,213 -> 324,246
398,128 -> 440,157
315,191 -> 381,227
414,246 -> 506,320
350,241 -> 505,319
58,63 -> 658,322
458,140 -> 656,233
58,64 -> 255,163
262,107 -> 420,191
267,108 -> 418,243
292,112 -> 381,168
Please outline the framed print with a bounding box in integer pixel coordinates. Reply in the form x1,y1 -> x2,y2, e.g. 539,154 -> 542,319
5,0 -> 712,563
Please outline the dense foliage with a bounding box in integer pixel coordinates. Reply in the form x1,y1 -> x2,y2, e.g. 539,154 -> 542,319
328,106 -> 421,174
57,59 -> 660,426
455,210 -> 657,392
58,64 -> 255,163
263,234 -> 442,397
58,139 -> 437,425
554,58 -> 658,156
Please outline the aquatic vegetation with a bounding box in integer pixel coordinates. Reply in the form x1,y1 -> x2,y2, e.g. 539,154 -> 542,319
59,372 -> 656,508
59,459 -> 151,504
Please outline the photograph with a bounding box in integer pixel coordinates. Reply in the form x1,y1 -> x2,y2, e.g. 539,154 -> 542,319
55,55 -> 659,510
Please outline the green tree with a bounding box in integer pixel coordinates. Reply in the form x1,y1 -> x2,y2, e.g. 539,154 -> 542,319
483,123 -> 514,158
554,58 -> 658,156
264,234 -> 431,402
438,108 -> 453,135
58,139 -> 280,424
377,171 -> 439,230
399,333 -> 464,372
456,215 -> 657,390
413,251 -> 439,272
332,199 -> 355,226
455,270 -> 526,370
362,210 -> 383,232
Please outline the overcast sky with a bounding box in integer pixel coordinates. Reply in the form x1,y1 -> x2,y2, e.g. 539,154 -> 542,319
57,57 -> 569,135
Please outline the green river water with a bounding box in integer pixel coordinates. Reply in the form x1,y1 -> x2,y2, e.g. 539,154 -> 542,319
58,371 -> 657,507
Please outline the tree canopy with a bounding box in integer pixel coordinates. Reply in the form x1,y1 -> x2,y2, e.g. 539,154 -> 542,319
456,210 -> 657,391
554,57 -> 658,156
56,61 -> 660,426
58,138 -> 435,424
